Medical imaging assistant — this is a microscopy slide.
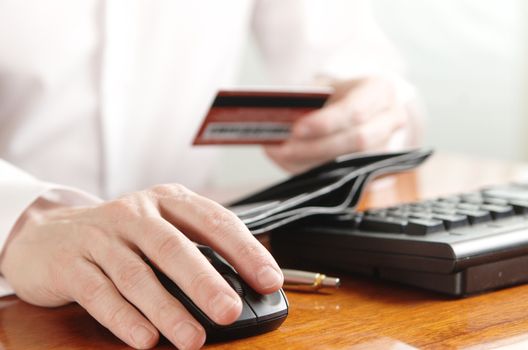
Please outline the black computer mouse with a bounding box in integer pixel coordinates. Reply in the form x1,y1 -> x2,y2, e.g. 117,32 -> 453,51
149,245 -> 288,342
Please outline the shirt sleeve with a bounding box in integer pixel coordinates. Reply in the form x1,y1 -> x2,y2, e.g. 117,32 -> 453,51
0,159 -> 102,297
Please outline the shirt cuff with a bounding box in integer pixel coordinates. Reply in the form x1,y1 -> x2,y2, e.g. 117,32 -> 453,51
0,277 -> 13,297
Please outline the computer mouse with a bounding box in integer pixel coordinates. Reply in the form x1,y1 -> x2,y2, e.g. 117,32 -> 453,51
149,245 -> 288,342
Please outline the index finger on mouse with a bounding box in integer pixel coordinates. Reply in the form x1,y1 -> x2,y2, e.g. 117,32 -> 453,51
154,187 -> 284,294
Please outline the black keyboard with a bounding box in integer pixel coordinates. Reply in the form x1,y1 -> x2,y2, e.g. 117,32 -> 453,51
270,183 -> 528,296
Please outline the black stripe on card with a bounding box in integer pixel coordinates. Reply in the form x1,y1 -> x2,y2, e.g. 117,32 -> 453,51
212,94 -> 328,108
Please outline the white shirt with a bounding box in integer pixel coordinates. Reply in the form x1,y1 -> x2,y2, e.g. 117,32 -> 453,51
0,0 -> 409,296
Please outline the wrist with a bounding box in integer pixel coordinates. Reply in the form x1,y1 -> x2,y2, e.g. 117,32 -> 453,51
0,197 -> 65,271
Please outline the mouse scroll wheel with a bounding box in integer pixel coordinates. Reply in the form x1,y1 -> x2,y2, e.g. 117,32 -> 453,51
222,274 -> 244,297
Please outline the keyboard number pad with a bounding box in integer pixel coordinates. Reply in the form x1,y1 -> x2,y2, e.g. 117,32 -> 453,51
358,186 -> 522,236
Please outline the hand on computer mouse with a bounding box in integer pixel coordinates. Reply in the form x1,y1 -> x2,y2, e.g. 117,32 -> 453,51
150,245 -> 288,342
0,184 -> 284,350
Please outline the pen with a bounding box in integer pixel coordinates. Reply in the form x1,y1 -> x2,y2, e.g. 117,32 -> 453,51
281,268 -> 340,292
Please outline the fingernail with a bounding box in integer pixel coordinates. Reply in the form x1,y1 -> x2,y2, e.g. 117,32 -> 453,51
131,325 -> 155,349
257,265 -> 283,290
209,292 -> 240,321
174,321 -> 204,350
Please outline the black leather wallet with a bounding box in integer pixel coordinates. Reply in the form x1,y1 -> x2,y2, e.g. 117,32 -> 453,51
228,148 -> 433,234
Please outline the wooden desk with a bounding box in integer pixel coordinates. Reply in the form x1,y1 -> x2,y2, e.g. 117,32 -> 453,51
2,153 -> 528,349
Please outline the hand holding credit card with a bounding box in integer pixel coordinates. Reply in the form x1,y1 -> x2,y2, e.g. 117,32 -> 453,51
193,87 -> 333,145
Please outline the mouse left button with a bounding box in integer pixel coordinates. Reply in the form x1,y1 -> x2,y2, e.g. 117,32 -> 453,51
245,289 -> 288,322
234,300 -> 258,326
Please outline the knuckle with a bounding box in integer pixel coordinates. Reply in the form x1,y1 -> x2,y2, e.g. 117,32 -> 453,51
148,183 -> 191,201
148,184 -> 197,211
315,118 -> 334,134
188,271 -> 214,295
238,241 -> 267,262
105,303 -> 131,330
156,298 -> 178,324
206,209 -> 241,239
276,148 -> 293,163
83,225 -> 112,250
272,144 -> 301,165
168,183 -> 189,195
351,109 -> 369,124
157,233 -> 186,262
116,261 -> 153,292
234,241 -> 270,270
78,275 -> 110,306
266,151 -> 283,165
156,299 -> 201,333
266,146 -> 300,172
352,129 -> 369,150
275,147 -> 299,168
102,197 -> 140,220
138,216 -> 168,236
267,146 -> 285,160
282,162 -> 302,174
48,254 -> 76,298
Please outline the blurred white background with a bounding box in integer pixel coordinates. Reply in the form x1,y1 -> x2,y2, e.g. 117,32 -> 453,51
372,0 -> 528,160
210,0 -> 528,190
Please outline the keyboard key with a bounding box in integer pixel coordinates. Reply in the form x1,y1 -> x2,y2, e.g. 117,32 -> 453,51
482,187 -> 528,202
409,205 -> 433,213
359,215 -> 407,233
457,203 -> 480,211
462,196 -> 484,204
507,200 -> 528,215
483,197 -> 509,206
460,193 -> 484,204
410,212 -> 468,231
455,209 -> 492,224
410,202 -> 432,209
365,208 -> 388,217
387,207 -> 412,217
512,182 -> 528,190
432,213 -> 469,230
409,212 -> 433,220
432,202 -> 456,211
479,204 -> 514,220
438,196 -> 461,203
433,207 -> 457,215
332,214 -> 363,229
405,218 -> 445,235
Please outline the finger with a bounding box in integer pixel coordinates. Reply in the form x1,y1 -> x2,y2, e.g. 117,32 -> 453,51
89,239 -> 207,350
263,145 -> 316,174
68,259 -> 159,350
352,107 -> 407,150
292,78 -> 396,139
291,103 -> 348,139
147,185 -> 283,295
340,78 -> 397,123
127,213 -> 243,326
267,107 -> 406,170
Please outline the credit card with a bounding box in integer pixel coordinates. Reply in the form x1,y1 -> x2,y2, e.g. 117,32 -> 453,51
193,87 -> 333,145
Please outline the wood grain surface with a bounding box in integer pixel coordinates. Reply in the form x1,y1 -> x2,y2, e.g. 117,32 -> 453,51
1,153 -> 528,349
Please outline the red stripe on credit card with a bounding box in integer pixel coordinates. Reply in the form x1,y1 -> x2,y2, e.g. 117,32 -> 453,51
193,88 -> 332,145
